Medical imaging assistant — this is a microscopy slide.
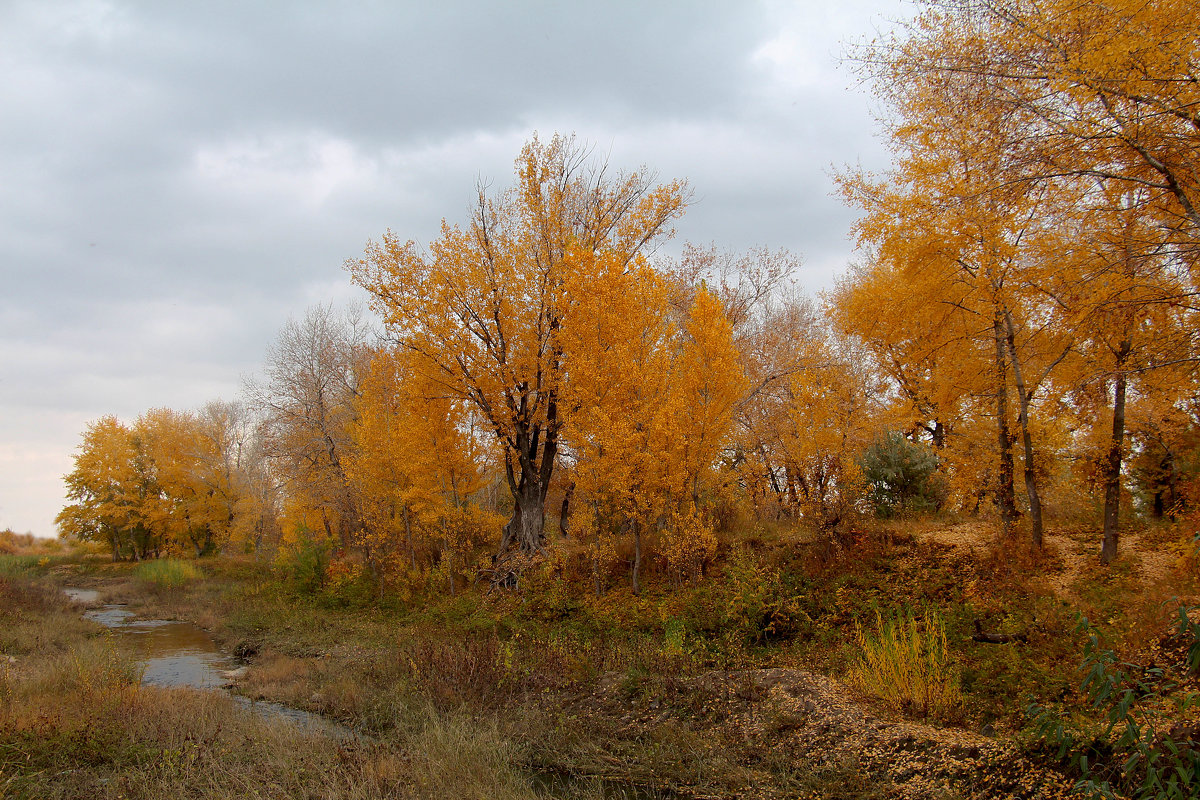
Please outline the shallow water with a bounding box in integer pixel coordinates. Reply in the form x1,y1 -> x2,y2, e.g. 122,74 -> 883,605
62,587 -> 100,604
70,590 -> 351,738
82,602 -> 240,691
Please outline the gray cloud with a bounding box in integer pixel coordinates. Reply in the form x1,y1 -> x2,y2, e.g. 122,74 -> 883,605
0,0 -> 905,536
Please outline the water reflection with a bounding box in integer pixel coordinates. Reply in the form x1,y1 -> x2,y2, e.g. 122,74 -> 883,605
83,602 -> 237,690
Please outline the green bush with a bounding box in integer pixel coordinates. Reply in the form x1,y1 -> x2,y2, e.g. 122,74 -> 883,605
1027,607 -> 1199,800
274,530 -> 331,594
719,548 -> 803,644
860,432 -> 941,517
132,559 -> 202,589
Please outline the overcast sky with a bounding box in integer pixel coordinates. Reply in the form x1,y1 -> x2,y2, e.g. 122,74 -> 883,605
0,0 -> 908,537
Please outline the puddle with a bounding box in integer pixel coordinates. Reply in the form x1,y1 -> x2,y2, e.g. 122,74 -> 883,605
62,587 -> 100,604
75,593 -> 352,739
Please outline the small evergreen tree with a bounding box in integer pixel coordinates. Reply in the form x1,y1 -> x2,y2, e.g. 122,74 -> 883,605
861,432 -> 940,517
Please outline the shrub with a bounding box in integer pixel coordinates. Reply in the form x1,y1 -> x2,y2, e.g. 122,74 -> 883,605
1027,608 -> 1199,800
132,558 -> 202,589
0,530 -> 29,555
274,531 -> 332,594
319,559 -> 377,608
719,548 -> 802,644
860,432 -> 941,517
850,607 -> 962,721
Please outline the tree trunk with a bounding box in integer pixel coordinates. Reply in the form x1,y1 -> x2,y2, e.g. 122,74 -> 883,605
931,420 -> 945,449
592,501 -> 603,598
631,519 -> 642,596
1003,309 -> 1044,549
402,504 -> 416,571
784,461 -> 800,514
363,543 -> 383,601
1167,456 -> 1180,520
496,417 -> 558,561
993,311 -> 1018,538
1100,341 -> 1131,565
559,482 -> 574,538
501,482 -> 548,555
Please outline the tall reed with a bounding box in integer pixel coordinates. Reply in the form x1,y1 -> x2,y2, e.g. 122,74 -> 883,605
133,558 -> 202,589
850,607 -> 962,721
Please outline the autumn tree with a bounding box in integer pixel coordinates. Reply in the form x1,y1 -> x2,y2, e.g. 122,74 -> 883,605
559,257 -> 745,591
137,408 -> 221,557
892,0 -> 1200,241
199,400 -> 281,554
671,245 -> 825,520
846,0 -> 1200,560
1051,189 -> 1199,562
57,408 -> 247,559
557,257 -> 675,592
1128,385 -> 1200,520
349,134 -> 687,566
836,108 -> 1062,544
347,345 -> 502,594
246,303 -> 370,552
58,416 -> 146,560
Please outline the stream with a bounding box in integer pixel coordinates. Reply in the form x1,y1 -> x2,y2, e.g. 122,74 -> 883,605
63,588 -> 673,796
65,588 -> 352,738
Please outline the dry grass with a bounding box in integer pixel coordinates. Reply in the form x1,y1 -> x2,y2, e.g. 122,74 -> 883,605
849,608 -> 963,723
8,518 -> 1143,799
0,575 -> 560,800
132,558 -> 203,589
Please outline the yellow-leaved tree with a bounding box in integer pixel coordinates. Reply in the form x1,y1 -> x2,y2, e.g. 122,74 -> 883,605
562,272 -> 745,591
348,134 -> 687,572
347,346 -> 502,594
57,416 -> 147,560
58,408 -> 247,559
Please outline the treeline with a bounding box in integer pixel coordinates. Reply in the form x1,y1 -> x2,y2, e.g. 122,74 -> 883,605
58,0 -> 1200,591
54,138 -> 894,592
837,0 -> 1200,562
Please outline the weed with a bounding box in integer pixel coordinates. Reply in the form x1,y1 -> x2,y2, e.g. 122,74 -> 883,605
132,559 -> 202,589
273,530 -> 333,594
719,547 -> 804,644
850,607 -> 963,722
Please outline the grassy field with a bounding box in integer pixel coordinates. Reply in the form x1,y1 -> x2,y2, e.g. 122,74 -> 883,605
1,518 -> 1196,799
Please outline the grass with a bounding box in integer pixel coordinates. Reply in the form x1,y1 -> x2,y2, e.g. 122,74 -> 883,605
0,555 -> 43,578
0,577 -> 552,800
5,514 -> 1194,798
849,607 -> 963,722
132,558 -> 203,589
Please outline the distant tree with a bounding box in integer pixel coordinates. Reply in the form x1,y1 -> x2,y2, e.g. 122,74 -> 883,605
245,303 -> 370,553
58,415 -> 161,560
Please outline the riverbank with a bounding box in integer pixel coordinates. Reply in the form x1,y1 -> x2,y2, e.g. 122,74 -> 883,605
2,519 -> 1196,798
